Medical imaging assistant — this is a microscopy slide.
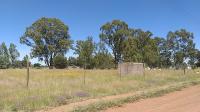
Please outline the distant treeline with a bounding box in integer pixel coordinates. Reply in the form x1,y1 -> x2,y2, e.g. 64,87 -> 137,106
1,17 -> 200,69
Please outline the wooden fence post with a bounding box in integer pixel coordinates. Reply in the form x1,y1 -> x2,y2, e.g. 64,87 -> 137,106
26,57 -> 30,88
83,63 -> 86,85
83,58 -> 86,85
119,63 -> 122,81
143,63 -> 145,77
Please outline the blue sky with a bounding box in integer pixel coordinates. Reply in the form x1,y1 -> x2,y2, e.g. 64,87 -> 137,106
0,0 -> 199,63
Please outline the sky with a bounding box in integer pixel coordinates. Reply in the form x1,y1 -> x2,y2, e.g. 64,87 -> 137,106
0,0 -> 199,64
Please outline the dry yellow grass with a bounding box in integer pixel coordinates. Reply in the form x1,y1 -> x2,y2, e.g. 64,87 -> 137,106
0,68 -> 199,111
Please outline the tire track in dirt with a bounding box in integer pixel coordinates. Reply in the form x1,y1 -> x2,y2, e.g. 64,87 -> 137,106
104,85 -> 200,112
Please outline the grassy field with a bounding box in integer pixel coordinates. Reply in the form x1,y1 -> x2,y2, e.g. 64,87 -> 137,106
0,68 -> 200,112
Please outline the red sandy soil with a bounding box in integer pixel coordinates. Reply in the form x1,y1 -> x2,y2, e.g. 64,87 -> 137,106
104,85 -> 200,112
37,92 -> 138,112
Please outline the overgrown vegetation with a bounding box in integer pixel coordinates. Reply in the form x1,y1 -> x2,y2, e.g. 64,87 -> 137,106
53,55 -> 68,69
0,69 -> 199,111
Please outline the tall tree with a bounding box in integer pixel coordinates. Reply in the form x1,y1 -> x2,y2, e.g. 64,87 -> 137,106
167,29 -> 195,69
9,43 -> 20,67
0,42 -> 10,68
196,50 -> 200,67
20,17 -> 72,68
21,55 -> 29,67
100,20 -> 130,67
186,48 -> 199,69
122,37 -> 142,62
143,38 -> 159,68
74,37 -> 95,69
122,29 -> 159,68
131,29 -> 153,63
94,42 -> 114,69
123,29 -> 158,68
154,37 -> 171,68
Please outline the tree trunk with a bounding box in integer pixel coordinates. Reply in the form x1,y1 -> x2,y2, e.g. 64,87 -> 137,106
49,55 -> 54,69
114,53 -> 118,68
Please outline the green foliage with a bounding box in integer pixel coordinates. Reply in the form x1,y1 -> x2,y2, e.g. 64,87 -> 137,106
33,63 -> 42,68
74,37 -> 95,69
122,28 -> 197,69
21,55 -> 30,67
167,29 -> 195,69
0,42 -> 21,69
122,37 -> 142,62
9,43 -> 20,68
0,56 -> 9,69
154,37 -> 171,68
130,29 -> 153,62
0,18 -> 198,69
0,42 -> 10,69
94,42 -> 115,69
12,60 -> 23,68
99,21 -> 198,69
122,29 -> 158,68
68,57 -> 78,66
100,20 -> 130,67
143,39 -> 159,68
196,50 -> 200,67
188,49 -> 199,69
20,17 -> 72,68
53,55 -> 67,69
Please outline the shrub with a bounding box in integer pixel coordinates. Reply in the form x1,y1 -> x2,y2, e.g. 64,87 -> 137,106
0,56 -> 10,69
12,61 -> 23,68
33,63 -> 41,69
53,55 -> 67,69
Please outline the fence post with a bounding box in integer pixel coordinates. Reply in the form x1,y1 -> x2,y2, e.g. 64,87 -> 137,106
120,63 -> 122,80
184,68 -> 186,74
83,58 -> 86,85
118,60 -> 123,81
143,63 -> 145,77
26,57 -> 30,88
84,66 -> 86,85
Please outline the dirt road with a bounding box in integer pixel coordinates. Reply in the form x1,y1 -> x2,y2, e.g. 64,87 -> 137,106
104,85 -> 200,112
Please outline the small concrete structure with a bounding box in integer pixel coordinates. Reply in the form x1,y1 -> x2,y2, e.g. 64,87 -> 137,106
118,62 -> 144,75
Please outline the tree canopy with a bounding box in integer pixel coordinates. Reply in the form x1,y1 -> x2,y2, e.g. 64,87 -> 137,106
73,37 -> 95,69
9,43 -> 20,67
0,42 -> 20,68
0,18 -> 198,70
0,42 -> 10,69
100,20 -> 130,67
94,42 -> 114,69
167,29 -> 195,69
20,17 -> 72,68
